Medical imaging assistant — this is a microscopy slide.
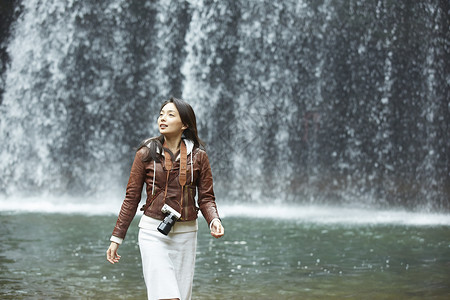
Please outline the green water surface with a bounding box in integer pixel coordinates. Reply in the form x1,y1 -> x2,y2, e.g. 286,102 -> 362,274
0,213 -> 449,299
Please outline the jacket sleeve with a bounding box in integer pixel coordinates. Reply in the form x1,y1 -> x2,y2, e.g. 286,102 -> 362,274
196,150 -> 220,226
111,150 -> 146,241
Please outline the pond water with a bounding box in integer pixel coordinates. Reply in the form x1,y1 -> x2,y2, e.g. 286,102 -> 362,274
0,210 -> 449,299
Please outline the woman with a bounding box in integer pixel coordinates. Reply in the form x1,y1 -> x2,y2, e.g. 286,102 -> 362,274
106,97 -> 224,300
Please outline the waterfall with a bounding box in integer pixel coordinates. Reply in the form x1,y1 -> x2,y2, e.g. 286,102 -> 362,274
0,0 -> 448,211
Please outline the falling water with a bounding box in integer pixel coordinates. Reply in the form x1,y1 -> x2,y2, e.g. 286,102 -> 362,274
0,0 -> 448,210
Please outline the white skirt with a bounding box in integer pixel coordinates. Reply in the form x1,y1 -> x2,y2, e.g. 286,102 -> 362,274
138,223 -> 197,300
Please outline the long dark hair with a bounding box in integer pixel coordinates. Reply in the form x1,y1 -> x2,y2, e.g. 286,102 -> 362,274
137,97 -> 205,162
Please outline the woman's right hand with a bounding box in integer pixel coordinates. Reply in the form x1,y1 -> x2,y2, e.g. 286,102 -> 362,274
106,242 -> 121,264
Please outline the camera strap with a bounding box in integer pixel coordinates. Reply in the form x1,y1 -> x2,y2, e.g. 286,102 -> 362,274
163,147 -> 173,203
178,142 -> 188,219
179,141 -> 187,186
162,140 -> 187,187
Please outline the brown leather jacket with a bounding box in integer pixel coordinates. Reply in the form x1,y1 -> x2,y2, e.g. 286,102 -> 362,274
112,140 -> 219,240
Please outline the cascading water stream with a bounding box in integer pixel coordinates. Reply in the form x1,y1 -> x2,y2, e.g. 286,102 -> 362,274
0,0 -> 448,212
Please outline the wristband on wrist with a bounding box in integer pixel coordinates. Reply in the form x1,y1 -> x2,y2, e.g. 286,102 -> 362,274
209,218 -> 221,230
110,235 -> 123,245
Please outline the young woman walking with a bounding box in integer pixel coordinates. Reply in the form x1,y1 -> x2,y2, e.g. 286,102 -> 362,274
107,97 -> 224,300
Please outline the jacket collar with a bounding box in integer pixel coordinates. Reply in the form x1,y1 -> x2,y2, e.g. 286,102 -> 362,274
158,138 -> 194,160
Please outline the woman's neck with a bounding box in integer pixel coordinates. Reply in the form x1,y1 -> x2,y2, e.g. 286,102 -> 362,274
163,135 -> 182,154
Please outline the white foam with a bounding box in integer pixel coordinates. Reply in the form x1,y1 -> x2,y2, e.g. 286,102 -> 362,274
0,196 -> 121,215
219,204 -> 450,226
0,196 -> 449,226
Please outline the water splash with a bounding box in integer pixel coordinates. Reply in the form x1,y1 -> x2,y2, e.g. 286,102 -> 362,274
0,0 -> 448,209
1,195 -> 448,226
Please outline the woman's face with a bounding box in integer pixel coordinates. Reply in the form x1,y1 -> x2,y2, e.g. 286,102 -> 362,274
158,102 -> 187,137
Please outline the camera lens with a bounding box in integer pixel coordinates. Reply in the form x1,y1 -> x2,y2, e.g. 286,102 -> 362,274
157,214 -> 176,235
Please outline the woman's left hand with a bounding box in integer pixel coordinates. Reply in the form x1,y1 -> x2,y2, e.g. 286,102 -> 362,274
210,219 -> 224,238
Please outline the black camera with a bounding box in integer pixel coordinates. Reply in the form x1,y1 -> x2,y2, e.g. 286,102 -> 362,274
157,204 -> 181,235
